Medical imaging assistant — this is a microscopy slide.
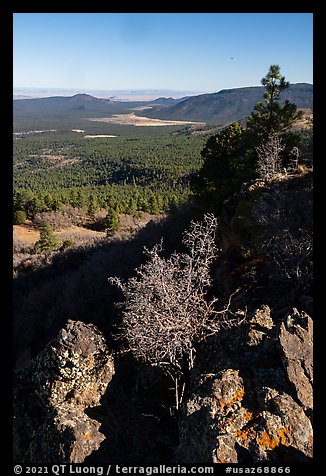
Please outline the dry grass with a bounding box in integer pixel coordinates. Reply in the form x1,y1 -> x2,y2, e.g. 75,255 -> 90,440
14,222 -> 40,244
14,211 -> 159,248
13,211 -> 162,277
56,226 -> 106,242
291,109 -> 313,131
13,223 -> 105,247
87,113 -> 206,127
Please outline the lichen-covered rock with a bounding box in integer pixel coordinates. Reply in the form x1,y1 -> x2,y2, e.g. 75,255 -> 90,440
278,309 -> 313,411
255,389 -> 313,460
14,320 -> 115,463
177,370 -> 247,463
177,307 -> 313,464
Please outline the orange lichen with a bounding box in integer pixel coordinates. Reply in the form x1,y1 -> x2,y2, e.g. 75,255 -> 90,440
217,457 -> 229,463
257,430 -> 279,449
84,432 -> 91,441
257,427 -> 291,450
219,389 -> 245,409
243,411 -> 253,421
236,430 -> 248,443
88,354 -> 94,370
236,427 -> 255,446
276,427 -> 291,446
231,389 -> 245,402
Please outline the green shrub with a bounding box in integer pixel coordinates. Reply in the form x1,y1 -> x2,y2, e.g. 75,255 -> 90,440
60,239 -> 74,251
13,210 -> 27,225
35,223 -> 59,253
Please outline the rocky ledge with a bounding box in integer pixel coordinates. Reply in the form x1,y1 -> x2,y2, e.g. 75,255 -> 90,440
177,306 -> 313,463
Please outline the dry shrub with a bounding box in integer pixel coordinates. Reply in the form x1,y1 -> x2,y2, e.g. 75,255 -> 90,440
34,206 -> 87,230
109,214 -> 241,409
256,133 -> 284,180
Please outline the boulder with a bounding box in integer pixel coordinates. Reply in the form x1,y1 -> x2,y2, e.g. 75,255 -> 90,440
13,320 -> 115,463
278,309 -> 313,411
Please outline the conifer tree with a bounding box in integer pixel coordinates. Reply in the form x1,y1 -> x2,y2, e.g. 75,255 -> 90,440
13,210 -> 27,225
105,209 -> 119,234
191,122 -> 253,211
35,223 -> 59,253
247,64 -> 303,142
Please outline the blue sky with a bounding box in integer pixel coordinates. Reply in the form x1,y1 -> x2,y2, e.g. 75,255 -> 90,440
13,13 -> 313,94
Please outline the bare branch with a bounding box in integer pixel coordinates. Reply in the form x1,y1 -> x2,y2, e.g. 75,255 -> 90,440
109,213 -> 243,409
256,133 -> 284,181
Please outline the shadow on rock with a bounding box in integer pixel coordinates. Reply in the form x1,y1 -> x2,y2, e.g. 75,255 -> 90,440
84,357 -> 179,464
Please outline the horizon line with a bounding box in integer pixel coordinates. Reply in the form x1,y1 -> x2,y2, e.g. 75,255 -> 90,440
13,82 -> 313,100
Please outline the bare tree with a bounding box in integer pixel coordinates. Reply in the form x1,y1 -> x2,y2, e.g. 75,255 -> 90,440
289,146 -> 300,172
256,133 -> 285,180
109,214 -> 237,410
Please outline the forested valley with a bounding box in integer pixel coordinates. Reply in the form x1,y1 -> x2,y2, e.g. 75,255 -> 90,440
14,130 -> 206,219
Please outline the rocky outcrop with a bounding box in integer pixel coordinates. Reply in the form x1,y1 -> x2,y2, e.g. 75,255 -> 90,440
177,307 -> 313,463
217,173 -> 313,316
278,309 -> 313,412
13,320 -> 115,463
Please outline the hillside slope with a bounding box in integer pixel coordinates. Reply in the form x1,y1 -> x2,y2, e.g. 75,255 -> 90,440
13,93 -> 113,112
140,83 -> 313,124
13,170 -> 313,464
13,93 -> 148,123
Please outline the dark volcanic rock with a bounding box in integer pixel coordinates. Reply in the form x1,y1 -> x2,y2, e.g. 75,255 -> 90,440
177,307 -> 313,463
278,309 -> 313,411
13,320 -> 115,463
216,173 -> 313,315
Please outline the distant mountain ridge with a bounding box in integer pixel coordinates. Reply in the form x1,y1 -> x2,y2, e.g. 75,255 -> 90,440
139,83 -> 313,124
13,84 -> 313,126
13,93 -> 144,123
150,97 -> 189,106
13,93 -> 113,113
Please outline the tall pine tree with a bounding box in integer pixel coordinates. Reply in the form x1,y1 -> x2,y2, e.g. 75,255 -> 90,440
247,65 -> 303,142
